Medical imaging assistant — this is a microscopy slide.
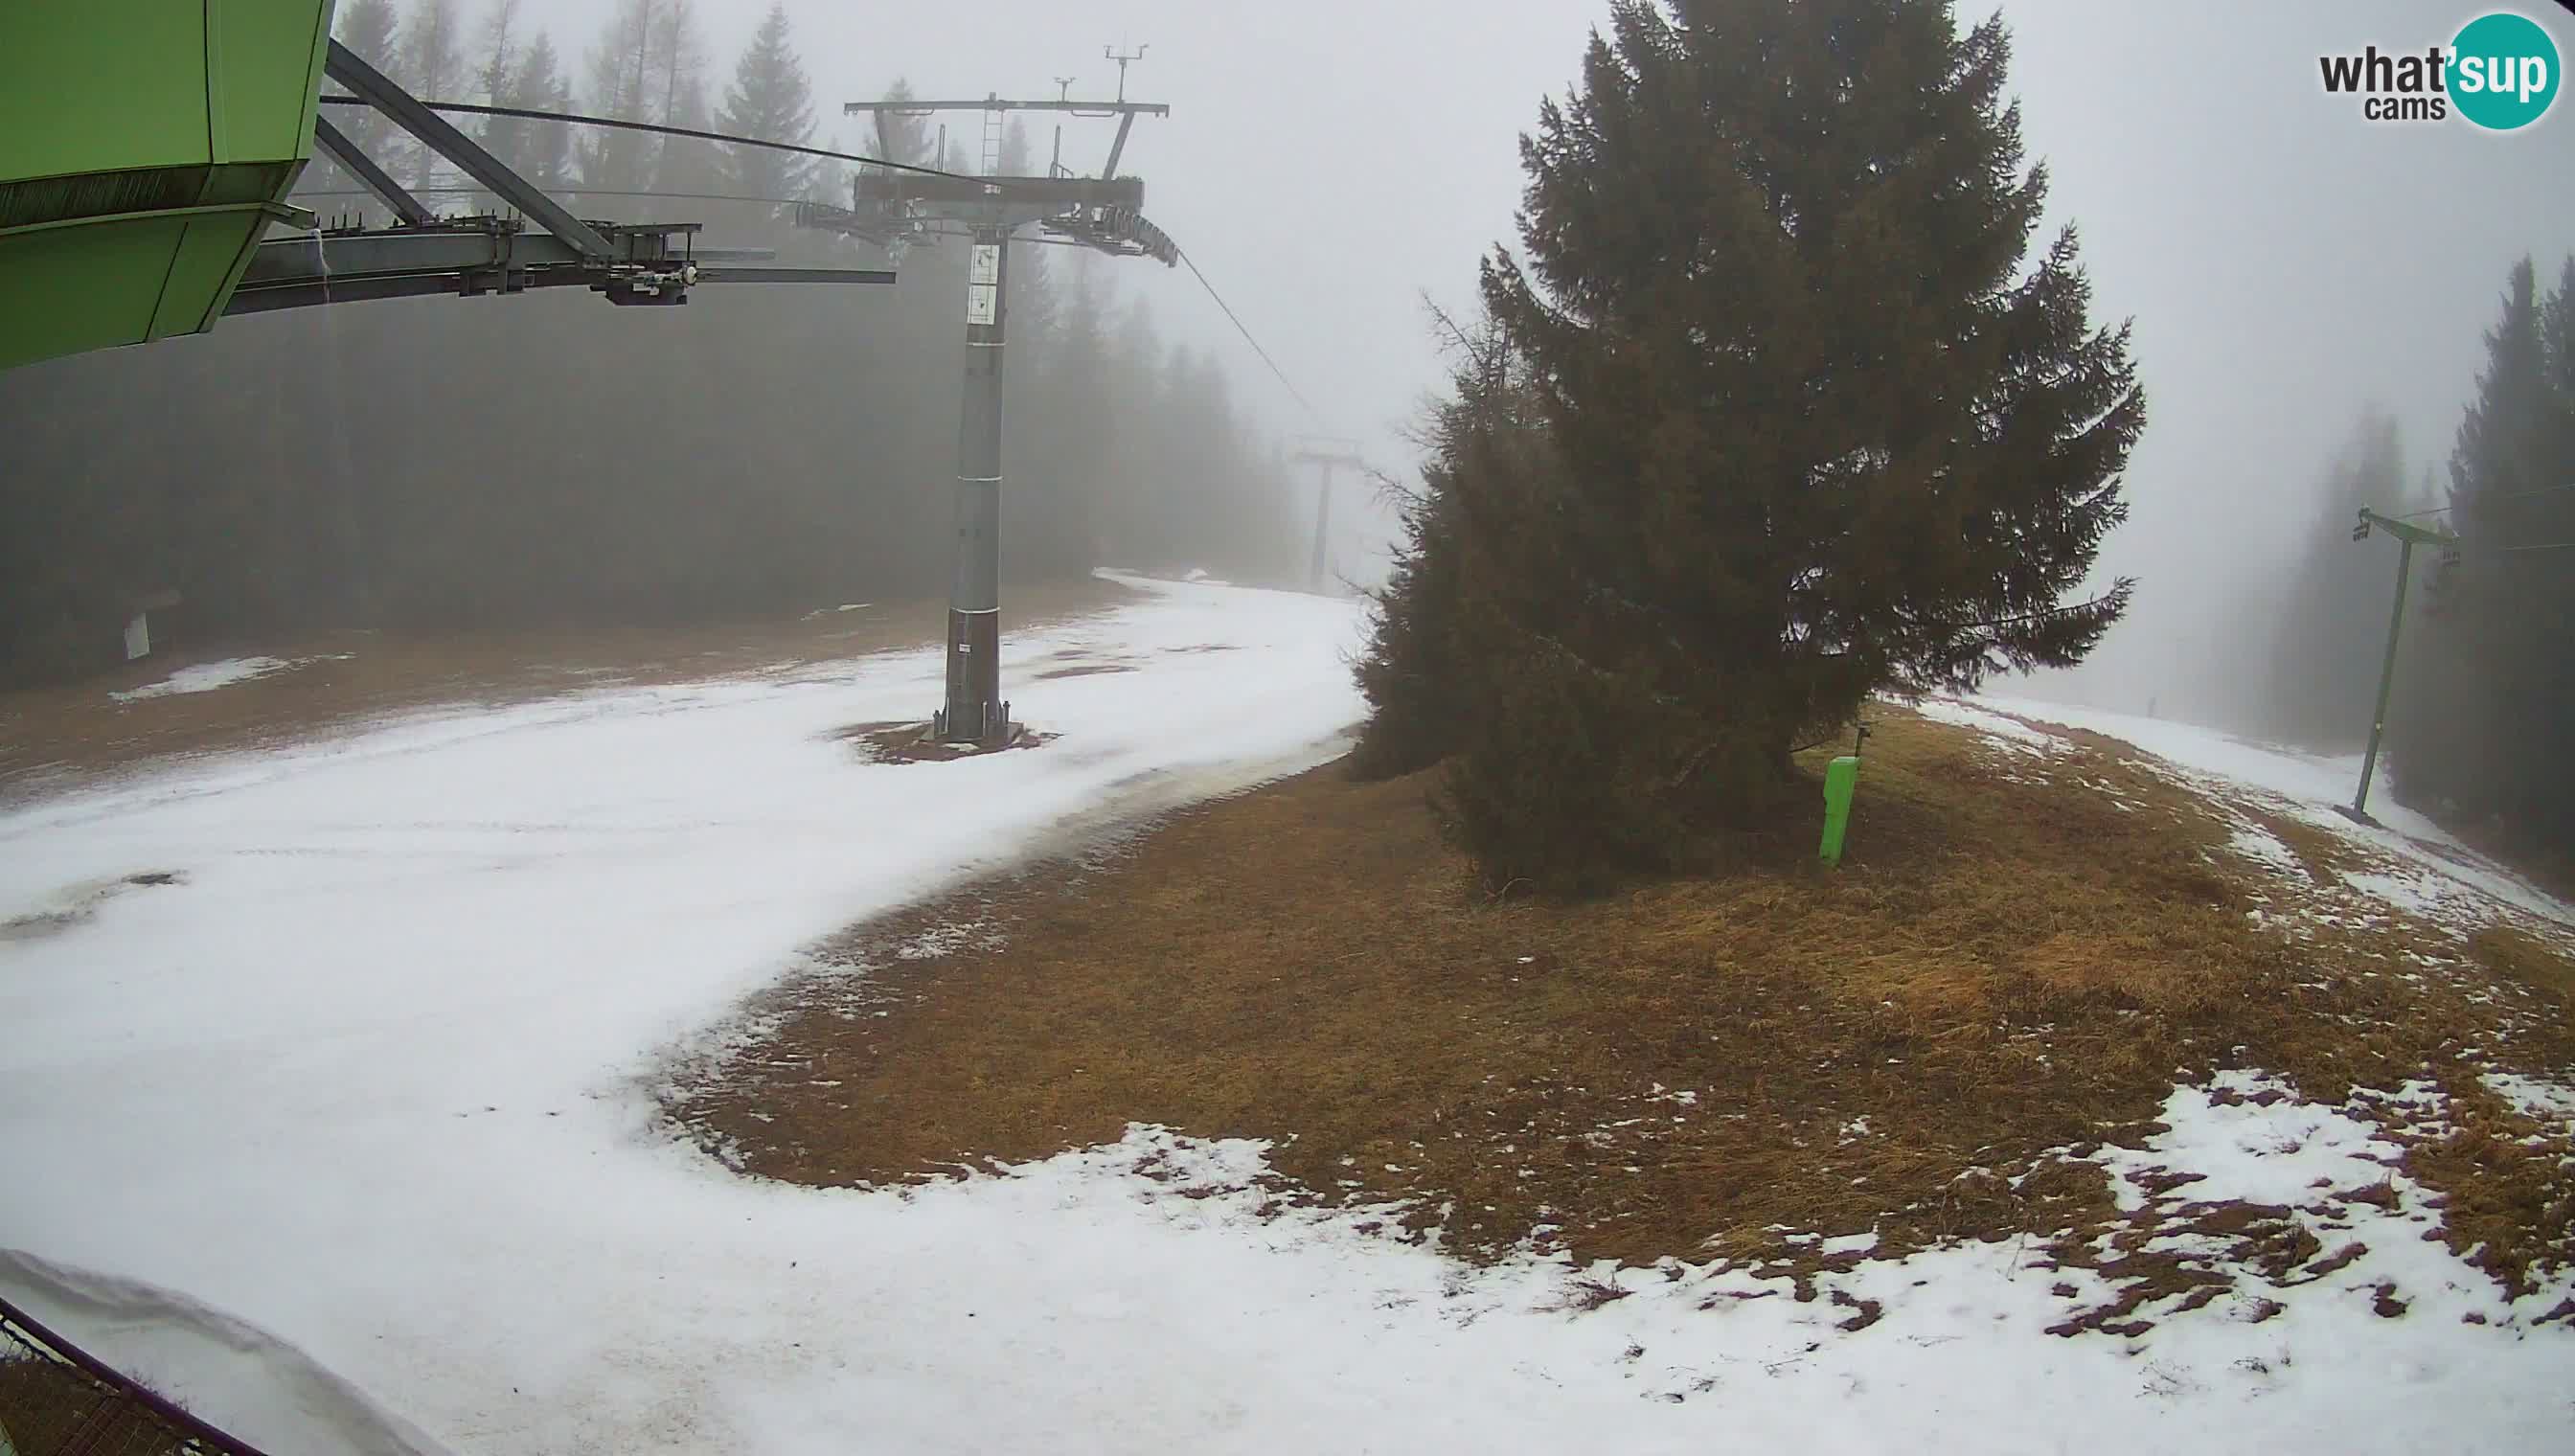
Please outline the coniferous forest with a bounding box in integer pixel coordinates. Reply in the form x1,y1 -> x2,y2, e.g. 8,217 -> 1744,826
2208,255 -> 2575,860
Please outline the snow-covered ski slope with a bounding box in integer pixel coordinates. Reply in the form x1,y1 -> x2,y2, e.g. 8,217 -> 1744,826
4,584 -> 2570,1455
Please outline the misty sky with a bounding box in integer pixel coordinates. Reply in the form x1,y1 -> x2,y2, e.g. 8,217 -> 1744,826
514,0 -> 2570,704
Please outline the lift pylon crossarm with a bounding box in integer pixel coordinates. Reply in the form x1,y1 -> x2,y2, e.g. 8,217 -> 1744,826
1292,439 -> 1368,593
2355,508 -> 2461,549
226,216 -> 896,314
840,94 -> 1168,184
852,174 -> 1144,211
291,46 -> 905,313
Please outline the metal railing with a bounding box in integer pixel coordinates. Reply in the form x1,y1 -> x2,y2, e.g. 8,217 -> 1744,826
0,1295 -> 271,1456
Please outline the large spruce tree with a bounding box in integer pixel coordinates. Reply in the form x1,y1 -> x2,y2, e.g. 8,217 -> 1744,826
396,0 -> 466,189
716,3 -> 814,202
505,32 -> 573,193
1363,0 -> 2145,890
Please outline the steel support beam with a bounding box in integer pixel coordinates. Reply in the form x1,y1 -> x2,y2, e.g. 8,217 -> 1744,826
851,174 -> 1143,211
1101,112 -> 1138,179
1309,462 -> 1333,591
311,115 -> 437,227
706,265 -> 897,285
324,40 -> 616,259
937,226 -> 1011,745
2350,535 -> 2414,824
2343,507 -> 2456,824
227,268 -> 589,313
830,86 -> 1173,743
226,224 -> 893,315
240,224 -> 548,283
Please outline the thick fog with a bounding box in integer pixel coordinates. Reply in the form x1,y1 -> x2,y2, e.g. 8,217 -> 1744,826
5,1 -> 2568,705
716,0 -> 2569,714
1996,2 -> 2573,722
530,0 -> 1610,506
627,0 -> 2572,706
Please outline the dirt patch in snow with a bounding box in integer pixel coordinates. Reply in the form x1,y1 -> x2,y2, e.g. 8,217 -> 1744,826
835,721 -> 1059,763
671,706 -> 2575,1318
1034,663 -> 1138,681
0,872 -> 187,944
0,1350 -> 190,1456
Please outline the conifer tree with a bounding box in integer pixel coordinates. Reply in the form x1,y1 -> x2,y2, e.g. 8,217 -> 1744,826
581,0 -> 664,191
507,33 -> 573,193
715,4 -> 815,202
397,0 -> 467,189
870,80 -> 932,169
1363,0 -> 2145,889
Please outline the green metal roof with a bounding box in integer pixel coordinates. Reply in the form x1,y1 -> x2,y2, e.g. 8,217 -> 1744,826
0,0 -> 335,372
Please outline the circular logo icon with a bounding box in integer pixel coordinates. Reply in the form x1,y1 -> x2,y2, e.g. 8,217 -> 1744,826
2449,11 -> 2561,130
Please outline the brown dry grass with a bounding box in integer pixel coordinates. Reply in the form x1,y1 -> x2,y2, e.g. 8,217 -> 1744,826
670,706 -> 2575,1308
0,578 -> 1131,803
0,1353 -> 190,1456
2472,923 -> 2575,996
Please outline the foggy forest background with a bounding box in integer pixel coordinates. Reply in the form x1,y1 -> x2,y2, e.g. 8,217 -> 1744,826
1,0 -> 2568,862
0,0 -> 1308,687
2222,252 -> 2575,854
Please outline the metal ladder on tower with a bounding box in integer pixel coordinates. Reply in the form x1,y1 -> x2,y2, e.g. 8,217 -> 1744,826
979,102 -> 1006,176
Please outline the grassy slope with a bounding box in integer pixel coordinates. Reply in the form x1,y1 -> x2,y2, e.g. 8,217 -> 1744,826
672,705 -> 2575,1323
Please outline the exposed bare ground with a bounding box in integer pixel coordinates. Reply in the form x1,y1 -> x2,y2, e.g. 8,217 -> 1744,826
0,578 -> 1133,804
668,705 -> 2575,1331
0,1351 -> 192,1456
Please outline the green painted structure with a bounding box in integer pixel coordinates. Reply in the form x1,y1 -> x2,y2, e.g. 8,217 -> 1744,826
1819,755 -> 1861,867
0,0 -> 335,373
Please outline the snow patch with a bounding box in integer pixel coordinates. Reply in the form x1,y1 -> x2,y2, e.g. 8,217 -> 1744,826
2338,867 -> 2470,921
109,654 -> 343,701
1910,696 -> 2064,755
2224,822 -> 2301,876
2482,1071 -> 2575,1138
892,919 -> 1003,961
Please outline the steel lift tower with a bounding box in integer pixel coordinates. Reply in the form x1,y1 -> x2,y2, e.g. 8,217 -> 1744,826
803,49 -> 1177,745
1290,438 -> 1367,595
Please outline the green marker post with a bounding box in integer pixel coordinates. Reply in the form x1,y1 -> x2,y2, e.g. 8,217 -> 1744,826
1820,755 -> 1860,866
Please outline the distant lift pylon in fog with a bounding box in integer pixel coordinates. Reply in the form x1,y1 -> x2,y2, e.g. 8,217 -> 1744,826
1290,439 -> 1367,595
2341,507 -> 2460,826
799,48 -> 1178,746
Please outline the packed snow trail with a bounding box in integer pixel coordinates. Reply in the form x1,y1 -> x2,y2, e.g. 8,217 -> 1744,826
0,578 -> 1370,1451
2,599 -> 2570,1454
